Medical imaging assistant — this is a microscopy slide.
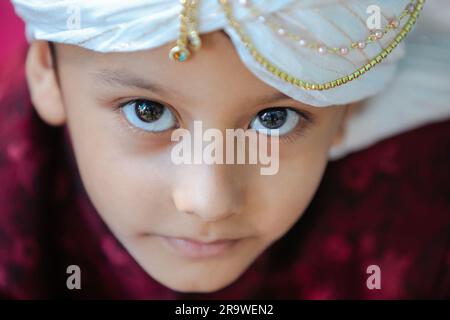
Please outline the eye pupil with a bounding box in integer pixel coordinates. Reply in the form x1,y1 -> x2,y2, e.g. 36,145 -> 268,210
258,108 -> 287,129
135,100 -> 164,123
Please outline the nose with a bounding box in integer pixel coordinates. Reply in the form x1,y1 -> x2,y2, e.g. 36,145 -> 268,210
171,163 -> 244,222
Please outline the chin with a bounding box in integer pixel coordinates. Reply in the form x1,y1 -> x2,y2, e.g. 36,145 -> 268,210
122,235 -> 261,294
149,263 -> 248,294
163,276 -> 236,294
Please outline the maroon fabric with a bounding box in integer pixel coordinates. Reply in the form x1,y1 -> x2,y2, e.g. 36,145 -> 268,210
1,2 -> 449,299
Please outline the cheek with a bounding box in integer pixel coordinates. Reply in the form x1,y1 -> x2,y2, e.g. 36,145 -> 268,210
80,155 -> 171,237
63,93 -> 174,236
252,142 -> 329,242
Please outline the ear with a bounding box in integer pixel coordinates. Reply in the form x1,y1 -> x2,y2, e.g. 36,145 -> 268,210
26,41 -> 66,126
331,102 -> 358,147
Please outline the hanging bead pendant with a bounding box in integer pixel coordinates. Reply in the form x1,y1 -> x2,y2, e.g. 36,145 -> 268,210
188,30 -> 202,51
169,44 -> 191,62
169,0 -> 201,62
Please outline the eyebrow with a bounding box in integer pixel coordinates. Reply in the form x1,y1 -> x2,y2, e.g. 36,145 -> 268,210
94,69 -> 175,97
258,91 -> 292,105
93,69 -> 293,104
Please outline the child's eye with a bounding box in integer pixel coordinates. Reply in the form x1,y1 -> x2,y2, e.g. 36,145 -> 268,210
249,107 -> 300,136
121,99 -> 177,132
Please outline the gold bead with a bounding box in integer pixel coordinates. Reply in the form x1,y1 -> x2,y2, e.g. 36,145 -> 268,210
188,31 -> 202,50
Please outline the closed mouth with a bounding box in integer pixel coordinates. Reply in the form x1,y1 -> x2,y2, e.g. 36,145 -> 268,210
157,235 -> 240,258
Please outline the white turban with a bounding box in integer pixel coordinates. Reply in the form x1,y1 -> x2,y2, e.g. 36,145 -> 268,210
11,0 -> 450,159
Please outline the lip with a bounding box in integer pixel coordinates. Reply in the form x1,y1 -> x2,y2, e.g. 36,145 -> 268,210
158,236 -> 239,259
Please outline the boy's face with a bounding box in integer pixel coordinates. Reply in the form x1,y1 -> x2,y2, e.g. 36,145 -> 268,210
28,31 -> 349,293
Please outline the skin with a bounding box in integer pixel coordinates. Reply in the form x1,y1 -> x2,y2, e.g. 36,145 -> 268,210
25,31 -> 354,293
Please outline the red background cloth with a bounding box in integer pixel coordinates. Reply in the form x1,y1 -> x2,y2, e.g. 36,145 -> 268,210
0,1 -> 24,61
1,1 -> 449,299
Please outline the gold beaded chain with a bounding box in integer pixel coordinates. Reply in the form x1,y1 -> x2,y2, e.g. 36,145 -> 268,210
238,0 -> 417,56
170,0 -> 426,91
219,0 -> 425,91
169,0 -> 202,62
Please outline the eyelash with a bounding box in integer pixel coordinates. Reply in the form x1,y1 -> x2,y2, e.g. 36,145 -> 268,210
112,98 -> 178,138
273,108 -> 314,144
112,98 -> 315,143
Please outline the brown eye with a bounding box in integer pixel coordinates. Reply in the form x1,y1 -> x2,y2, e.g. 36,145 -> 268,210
135,99 -> 164,123
250,107 -> 300,136
258,108 -> 288,129
121,99 -> 177,132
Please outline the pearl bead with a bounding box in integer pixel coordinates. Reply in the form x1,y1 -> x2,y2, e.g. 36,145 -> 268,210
299,39 -> 307,46
318,46 -> 327,54
239,0 -> 249,6
357,41 -> 366,49
389,19 -> 399,29
277,28 -> 286,36
406,4 -> 415,13
375,30 -> 384,39
339,47 -> 349,55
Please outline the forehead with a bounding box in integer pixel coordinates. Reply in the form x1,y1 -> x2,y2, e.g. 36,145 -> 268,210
57,31 -> 289,102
